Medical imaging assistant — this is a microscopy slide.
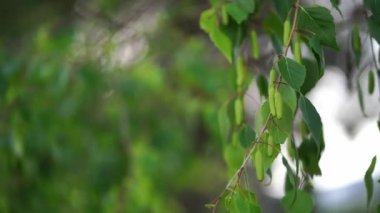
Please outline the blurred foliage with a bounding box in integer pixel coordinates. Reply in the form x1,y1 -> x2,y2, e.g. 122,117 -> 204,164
0,0 -> 234,212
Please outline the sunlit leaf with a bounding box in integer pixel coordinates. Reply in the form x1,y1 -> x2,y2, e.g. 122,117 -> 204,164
226,3 -> 250,24
281,190 -> 313,213
200,8 -> 232,62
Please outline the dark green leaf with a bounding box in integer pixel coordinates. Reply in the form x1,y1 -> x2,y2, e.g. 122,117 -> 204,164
298,138 -> 322,176
299,96 -> 323,152
290,135 -> 299,176
364,0 -> 380,22
256,74 -> 268,98
357,79 -> 367,116
239,124 -> 256,148
351,25 -> 362,66
278,57 -> 306,89
298,6 -> 338,49
282,156 -> 298,205
365,156 -> 377,208
281,190 -> 313,213
200,8 -> 233,62
369,70 -> 375,94
225,3 -> 250,24
330,0 -> 343,17
301,59 -> 321,94
308,36 -> 325,76
368,16 -> 380,45
272,0 -> 294,21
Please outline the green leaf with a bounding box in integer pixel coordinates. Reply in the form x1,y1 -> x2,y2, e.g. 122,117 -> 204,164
308,36 -> 325,76
226,189 -> 261,213
298,138 -> 322,176
281,190 -> 313,213
272,0 -> 294,21
268,104 -> 294,144
368,16 -> 380,45
225,3 -> 250,24
256,74 -> 268,98
330,0 -> 343,17
301,59 -> 321,94
239,124 -> 256,148
282,157 -> 298,204
369,70 -> 375,95
357,79 -> 367,117
199,8 -> 233,62
290,135 -> 299,176
278,84 -> 297,113
278,57 -> 306,89
364,0 -> 380,22
299,96 -> 323,152
365,156 -> 377,209
236,0 -> 255,14
351,25 -> 362,66
298,6 -> 338,49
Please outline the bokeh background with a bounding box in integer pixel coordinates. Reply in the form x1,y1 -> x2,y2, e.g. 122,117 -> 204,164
1,0 -> 380,212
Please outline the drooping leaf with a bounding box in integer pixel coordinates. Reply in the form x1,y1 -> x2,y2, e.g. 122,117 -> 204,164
357,79 -> 367,116
226,2 -> 250,24
368,16 -> 380,45
368,70 -> 375,94
298,138 -> 322,176
299,96 -> 323,152
256,74 -> 268,98
268,104 -> 294,144
282,157 -> 298,205
278,57 -> 306,90
224,143 -> 245,177
239,124 -> 256,148
365,156 -> 377,209
301,59 -> 321,94
351,25 -> 362,66
281,190 -> 313,213
200,8 -> 232,62
272,0 -> 294,21
298,6 -> 338,49
308,36 -> 325,76
290,135 -> 299,176
226,189 -> 261,213
330,0 -> 343,17
218,100 -> 234,144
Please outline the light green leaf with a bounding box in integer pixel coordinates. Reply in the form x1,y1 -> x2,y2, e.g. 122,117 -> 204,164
298,6 -> 338,49
351,25 -> 362,66
199,8 -> 232,62
226,3 -> 250,24
365,156 -> 377,209
299,96 -> 323,152
278,57 -> 306,89
278,84 -> 297,113
281,190 -> 313,213
369,15 -> 380,45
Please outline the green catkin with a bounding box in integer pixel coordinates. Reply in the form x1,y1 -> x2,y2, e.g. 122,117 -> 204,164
251,30 -> 260,60
293,34 -> 302,63
283,19 -> 291,45
269,87 -> 277,116
274,90 -> 283,119
267,134 -> 274,157
255,150 -> 264,181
